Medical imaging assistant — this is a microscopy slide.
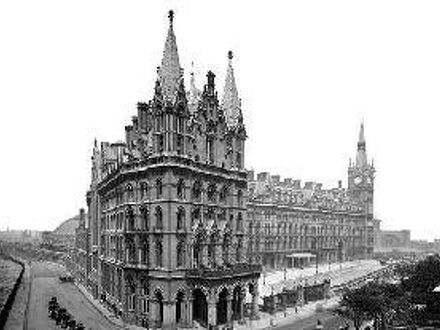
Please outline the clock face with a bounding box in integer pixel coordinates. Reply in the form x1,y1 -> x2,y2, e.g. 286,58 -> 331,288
354,176 -> 362,185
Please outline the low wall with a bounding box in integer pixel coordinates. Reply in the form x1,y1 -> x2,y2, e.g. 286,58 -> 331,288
0,254 -> 25,329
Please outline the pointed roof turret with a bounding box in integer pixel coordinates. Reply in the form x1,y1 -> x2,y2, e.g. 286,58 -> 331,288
222,51 -> 242,127
188,62 -> 201,113
355,122 -> 368,168
158,10 -> 182,102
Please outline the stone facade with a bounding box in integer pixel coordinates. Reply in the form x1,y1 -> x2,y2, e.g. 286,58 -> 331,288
247,123 -> 376,270
67,209 -> 90,286
77,11 -> 260,329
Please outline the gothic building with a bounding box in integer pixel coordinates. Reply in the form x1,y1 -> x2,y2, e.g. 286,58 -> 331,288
82,11 -> 261,329
247,123 -> 376,269
68,10 -> 378,330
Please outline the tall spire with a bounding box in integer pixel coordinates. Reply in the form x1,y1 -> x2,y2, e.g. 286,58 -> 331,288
222,51 -> 241,127
158,10 -> 182,102
355,121 -> 368,168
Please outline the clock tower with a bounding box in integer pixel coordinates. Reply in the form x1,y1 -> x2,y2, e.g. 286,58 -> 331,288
347,122 -> 375,216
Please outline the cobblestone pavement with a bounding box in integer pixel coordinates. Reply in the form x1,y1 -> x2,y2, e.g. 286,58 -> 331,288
26,261 -> 119,330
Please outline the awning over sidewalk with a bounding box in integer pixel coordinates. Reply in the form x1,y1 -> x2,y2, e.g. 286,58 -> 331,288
286,253 -> 316,259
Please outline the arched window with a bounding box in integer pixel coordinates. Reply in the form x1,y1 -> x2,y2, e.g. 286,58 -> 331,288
140,182 -> 148,199
193,242 -> 201,268
141,239 -> 149,265
156,178 -> 163,199
191,207 -> 200,227
126,184 -> 134,202
236,238 -> 242,263
208,243 -> 216,268
192,181 -> 201,201
155,206 -> 163,230
236,213 -> 243,231
177,241 -> 185,267
177,207 -> 185,230
222,236 -> 230,265
155,239 -> 163,268
177,179 -> 185,199
140,205 -> 149,230
237,190 -> 243,207
207,184 -> 216,203
219,186 -> 228,203
126,206 -> 135,231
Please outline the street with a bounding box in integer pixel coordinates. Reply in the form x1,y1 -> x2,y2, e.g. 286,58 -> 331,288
26,261 -> 119,330
276,310 -> 349,330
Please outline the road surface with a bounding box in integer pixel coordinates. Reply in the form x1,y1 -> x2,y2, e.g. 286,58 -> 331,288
275,310 -> 350,330
26,261 -> 119,330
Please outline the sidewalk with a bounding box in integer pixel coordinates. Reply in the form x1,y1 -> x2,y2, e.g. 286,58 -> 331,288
73,280 -> 145,330
5,259 -> 30,330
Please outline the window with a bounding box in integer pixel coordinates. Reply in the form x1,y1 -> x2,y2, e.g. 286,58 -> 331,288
177,241 -> 185,267
237,213 -> 243,231
236,153 -> 242,169
177,207 -> 185,230
222,238 -> 229,264
140,205 -> 149,230
140,182 -> 148,199
192,181 -> 201,200
193,243 -> 201,268
177,179 -> 185,199
236,238 -> 242,262
191,207 -> 200,227
158,134 -> 164,153
208,244 -> 216,268
155,207 -> 163,230
126,206 -> 135,231
207,138 -> 214,163
125,184 -> 134,202
207,184 -> 216,203
155,239 -> 163,268
219,186 -> 228,203
141,240 -> 149,265
156,178 -> 163,199
237,190 -> 243,207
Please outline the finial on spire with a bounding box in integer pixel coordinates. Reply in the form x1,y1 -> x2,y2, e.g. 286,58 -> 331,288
168,10 -> 174,26
228,50 -> 233,60
158,9 -> 182,102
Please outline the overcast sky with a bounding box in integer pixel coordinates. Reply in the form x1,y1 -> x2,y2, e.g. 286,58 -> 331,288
0,0 -> 439,240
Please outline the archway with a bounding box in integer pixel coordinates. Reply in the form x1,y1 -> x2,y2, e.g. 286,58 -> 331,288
176,291 -> 185,324
232,286 -> 242,320
155,291 -> 164,327
193,288 -> 208,327
217,288 -> 228,325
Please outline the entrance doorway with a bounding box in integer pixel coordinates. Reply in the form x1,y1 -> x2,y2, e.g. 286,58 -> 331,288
193,288 -> 208,327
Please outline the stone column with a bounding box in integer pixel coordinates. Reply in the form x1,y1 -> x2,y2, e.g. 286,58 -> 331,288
251,286 -> 260,320
227,296 -> 233,326
208,296 -> 217,328
238,289 -> 246,324
187,297 -> 194,327
162,301 -> 176,330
